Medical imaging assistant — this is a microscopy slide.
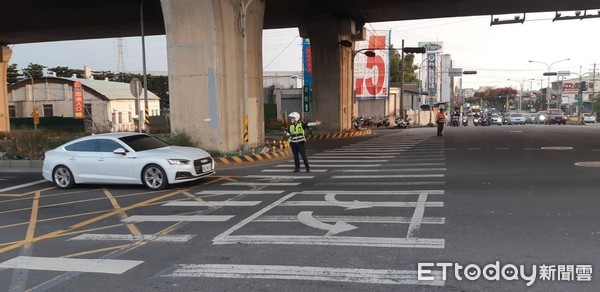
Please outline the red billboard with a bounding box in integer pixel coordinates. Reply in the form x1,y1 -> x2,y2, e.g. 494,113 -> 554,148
73,81 -> 84,119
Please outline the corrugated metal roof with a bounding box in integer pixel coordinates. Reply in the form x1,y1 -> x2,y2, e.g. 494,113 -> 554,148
66,77 -> 160,101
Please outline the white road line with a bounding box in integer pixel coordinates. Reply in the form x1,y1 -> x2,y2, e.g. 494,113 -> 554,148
338,168 -> 446,172
0,179 -> 47,193
407,192 -> 428,238
195,190 -> 285,195
275,164 -> 382,168
254,215 -> 445,224
68,234 -> 196,242
214,235 -> 445,249
279,201 -> 444,208
162,201 -> 262,207
244,175 -> 315,179
297,190 -> 444,195
121,215 -> 234,222
314,153 -> 396,156
494,148 -> 510,150
316,181 -> 445,186
385,163 -> 445,166
261,169 -> 327,173
467,148 -> 482,150
0,256 -> 143,274
289,160 -> 388,163
162,264 -> 445,286
223,182 -> 301,186
308,156 -> 395,159
331,174 -> 444,179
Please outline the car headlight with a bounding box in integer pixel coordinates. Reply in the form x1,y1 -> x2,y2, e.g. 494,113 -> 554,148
540,116 -> 545,120
168,159 -> 191,165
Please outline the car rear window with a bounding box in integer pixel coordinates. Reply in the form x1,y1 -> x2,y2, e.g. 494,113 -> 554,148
548,110 -> 564,115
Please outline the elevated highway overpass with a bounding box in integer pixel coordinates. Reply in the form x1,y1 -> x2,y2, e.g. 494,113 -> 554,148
1,0 -> 598,152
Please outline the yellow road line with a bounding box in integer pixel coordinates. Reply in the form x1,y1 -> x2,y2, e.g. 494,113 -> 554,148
0,177 -> 226,254
102,188 -> 142,237
62,243 -> 133,258
0,192 -> 233,231
24,190 -> 42,241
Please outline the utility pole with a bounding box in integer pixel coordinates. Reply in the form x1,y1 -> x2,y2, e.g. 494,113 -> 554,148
400,39 -> 405,118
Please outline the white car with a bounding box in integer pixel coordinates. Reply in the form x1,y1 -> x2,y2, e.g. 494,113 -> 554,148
42,132 -> 215,190
583,113 -> 596,123
508,113 -> 526,125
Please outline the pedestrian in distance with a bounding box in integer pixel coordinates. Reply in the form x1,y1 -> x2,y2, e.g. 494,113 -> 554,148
286,112 -> 321,173
436,108 -> 446,136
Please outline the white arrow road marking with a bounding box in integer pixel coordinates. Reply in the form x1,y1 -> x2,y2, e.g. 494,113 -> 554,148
254,215 -> 445,224
161,264 -> 445,286
338,168 -> 446,172
0,256 -> 143,274
297,211 -> 357,236
288,159 -> 388,163
223,182 -> 300,186
324,193 -> 371,210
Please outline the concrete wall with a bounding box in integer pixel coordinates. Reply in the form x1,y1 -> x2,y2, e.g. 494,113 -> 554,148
0,46 -> 11,132
161,0 -> 265,153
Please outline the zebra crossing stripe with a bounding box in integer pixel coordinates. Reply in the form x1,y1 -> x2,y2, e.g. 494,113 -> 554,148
121,215 -> 234,222
0,256 -> 143,274
68,234 -> 196,243
161,264 -> 444,286
162,201 -> 262,207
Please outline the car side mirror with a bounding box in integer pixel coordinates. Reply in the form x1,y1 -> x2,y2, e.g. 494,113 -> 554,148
113,148 -> 127,155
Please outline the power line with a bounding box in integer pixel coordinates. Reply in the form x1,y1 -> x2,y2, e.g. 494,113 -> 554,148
263,36 -> 298,70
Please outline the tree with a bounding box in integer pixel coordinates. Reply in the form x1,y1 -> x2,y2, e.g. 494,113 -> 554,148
22,63 -> 46,78
7,63 -> 20,84
389,46 -> 418,83
474,87 -> 518,110
47,66 -> 84,78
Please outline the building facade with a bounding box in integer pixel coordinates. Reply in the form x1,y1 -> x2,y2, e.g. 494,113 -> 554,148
7,77 -> 161,132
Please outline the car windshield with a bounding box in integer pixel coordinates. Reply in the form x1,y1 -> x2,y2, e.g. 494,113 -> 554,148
548,110 -> 563,115
511,114 -> 524,117
119,134 -> 171,151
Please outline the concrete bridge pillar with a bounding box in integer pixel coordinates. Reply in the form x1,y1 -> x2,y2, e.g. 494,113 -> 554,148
0,46 -> 12,132
160,0 -> 265,153
301,18 -> 359,133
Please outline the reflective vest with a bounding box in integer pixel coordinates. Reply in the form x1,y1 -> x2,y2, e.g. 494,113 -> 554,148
289,123 -> 306,143
436,112 -> 446,122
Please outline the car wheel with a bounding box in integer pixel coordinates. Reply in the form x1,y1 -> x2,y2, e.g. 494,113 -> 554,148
53,165 -> 75,189
142,164 -> 168,190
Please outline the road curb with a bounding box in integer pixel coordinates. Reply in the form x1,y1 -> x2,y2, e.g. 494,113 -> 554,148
214,149 -> 292,166
307,129 -> 372,140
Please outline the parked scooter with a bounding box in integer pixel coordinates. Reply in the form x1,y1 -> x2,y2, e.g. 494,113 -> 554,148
376,116 -> 390,128
395,116 -> 410,129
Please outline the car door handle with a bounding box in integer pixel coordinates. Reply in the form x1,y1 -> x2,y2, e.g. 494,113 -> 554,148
98,158 -> 104,161
69,157 -> 76,160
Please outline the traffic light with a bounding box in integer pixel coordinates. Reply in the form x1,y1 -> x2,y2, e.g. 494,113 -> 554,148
579,81 -> 586,91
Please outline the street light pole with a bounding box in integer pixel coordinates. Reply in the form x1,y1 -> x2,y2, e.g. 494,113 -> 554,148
23,71 -> 36,131
529,58 -> 570,110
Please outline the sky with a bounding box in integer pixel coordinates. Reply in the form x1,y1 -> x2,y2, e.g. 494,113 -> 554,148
8,11 -> 600,91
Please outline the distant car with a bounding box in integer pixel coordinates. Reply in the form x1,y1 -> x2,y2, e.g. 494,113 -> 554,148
583,113 -> 597,123
42,132 -> 215,190
526,113 -> 537,124
491,114 -> 503,125
546,109 -> 567,125
535,111 -> 547,124
508,113 -> 526,125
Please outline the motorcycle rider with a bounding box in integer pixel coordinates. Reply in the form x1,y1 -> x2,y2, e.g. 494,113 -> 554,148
287,112 -> 320,172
